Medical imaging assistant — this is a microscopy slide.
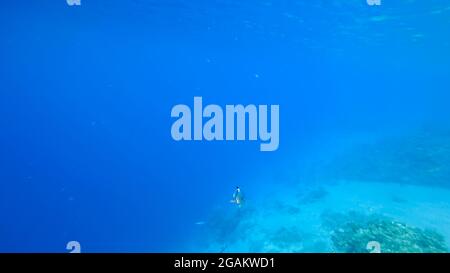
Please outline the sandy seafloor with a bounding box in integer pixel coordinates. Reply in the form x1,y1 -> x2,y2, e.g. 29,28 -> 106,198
190,180 -> 450,253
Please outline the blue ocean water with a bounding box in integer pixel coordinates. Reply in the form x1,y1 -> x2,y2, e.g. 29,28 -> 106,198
0,0 -> 449,252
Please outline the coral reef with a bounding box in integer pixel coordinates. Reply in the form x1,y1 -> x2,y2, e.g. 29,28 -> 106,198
322,211 -> 448,253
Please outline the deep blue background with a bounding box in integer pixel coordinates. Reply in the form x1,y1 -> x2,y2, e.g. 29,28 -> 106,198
0,0 -> 449,252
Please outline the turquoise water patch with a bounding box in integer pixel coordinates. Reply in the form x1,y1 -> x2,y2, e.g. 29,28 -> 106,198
192,180 -> 450,253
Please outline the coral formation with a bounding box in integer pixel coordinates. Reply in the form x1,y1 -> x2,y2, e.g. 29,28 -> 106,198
322,211 -> 448,253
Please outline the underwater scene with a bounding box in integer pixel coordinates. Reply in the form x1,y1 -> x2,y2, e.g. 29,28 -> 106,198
0,1 -> 450,253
